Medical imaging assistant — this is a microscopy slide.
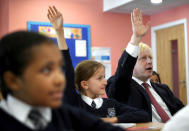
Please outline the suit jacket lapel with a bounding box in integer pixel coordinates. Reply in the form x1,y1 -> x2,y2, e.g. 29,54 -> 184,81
131,80 -> 152,108
151,82 -> 169,105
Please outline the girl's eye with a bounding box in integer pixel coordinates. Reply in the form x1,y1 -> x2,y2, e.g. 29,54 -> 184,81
98,76 -> 104,80
98,77 -> 102,80
41,66 -> 51,74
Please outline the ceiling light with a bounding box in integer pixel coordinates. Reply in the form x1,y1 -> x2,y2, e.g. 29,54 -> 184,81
151,0 -> 163,4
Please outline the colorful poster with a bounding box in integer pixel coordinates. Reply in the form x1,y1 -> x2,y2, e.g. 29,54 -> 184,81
38,26 -> 82,39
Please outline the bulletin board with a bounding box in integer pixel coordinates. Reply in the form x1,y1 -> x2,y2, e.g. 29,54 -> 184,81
27,21 -> 91,68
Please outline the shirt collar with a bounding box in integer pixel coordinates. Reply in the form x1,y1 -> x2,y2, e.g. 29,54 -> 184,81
81,95 -> 103,109
132,76 -> 152,88
37,106 -> 51,122
0,95 -> 51,123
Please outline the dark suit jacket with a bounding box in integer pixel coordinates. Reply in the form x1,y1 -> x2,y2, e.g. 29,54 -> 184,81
106,51 -> 184,121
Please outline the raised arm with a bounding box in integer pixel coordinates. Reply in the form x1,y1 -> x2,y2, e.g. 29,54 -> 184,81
130,8 -> 150,46
117,8 -> 150,79
47,6 -> 68,50
116,8 -> 150,79
47,6 -> 81,107
106,8 -> 150,99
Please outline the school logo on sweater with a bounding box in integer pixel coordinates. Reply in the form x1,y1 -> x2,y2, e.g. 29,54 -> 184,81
107,108 -> 116,117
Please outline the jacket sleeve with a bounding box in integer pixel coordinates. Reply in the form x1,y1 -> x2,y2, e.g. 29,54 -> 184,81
62,50 -> 81,107
106,51 -> 137,100
112,99 -> 150,123
58,105 -> 126,131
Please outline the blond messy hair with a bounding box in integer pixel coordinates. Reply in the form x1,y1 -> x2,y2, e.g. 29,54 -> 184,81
138,42 -> 152,55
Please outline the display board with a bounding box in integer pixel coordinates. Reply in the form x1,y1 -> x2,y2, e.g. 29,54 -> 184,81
27,21 -> 91,68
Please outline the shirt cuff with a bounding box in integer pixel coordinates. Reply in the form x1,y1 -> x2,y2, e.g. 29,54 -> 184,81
125,42 -> 139,58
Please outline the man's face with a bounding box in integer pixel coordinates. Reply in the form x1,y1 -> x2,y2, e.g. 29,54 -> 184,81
133,49 -> 153,82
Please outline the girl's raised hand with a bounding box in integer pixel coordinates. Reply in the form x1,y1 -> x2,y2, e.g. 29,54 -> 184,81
47,6 -> 63,30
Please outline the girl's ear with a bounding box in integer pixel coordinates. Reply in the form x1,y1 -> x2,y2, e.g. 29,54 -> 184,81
3,71 -> 21,91
80,81 -> 88,90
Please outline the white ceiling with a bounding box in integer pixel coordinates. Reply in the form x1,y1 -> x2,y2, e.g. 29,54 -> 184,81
103,0 -> 189,15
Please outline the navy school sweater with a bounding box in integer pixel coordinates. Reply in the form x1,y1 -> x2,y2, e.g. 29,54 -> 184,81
0,104 -> 125,131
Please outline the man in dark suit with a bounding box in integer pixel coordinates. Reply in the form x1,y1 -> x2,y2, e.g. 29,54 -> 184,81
106,8 -> 184,123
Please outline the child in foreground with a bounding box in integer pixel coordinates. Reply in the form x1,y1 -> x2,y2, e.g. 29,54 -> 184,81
0,30 -> 126,131
47,6 -> 150,123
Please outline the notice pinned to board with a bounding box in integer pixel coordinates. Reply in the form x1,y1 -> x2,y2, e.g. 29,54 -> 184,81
92,47 -> 111,79
75,40 -> 87,57
92,47 -> 111,62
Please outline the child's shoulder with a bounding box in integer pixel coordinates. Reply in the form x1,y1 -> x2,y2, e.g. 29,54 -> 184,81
103,98 -> 118,103
54,104 -> 105,127
0,108 -> 9,120
0,108 -> 27,130
55,104 -> 79,114
102,98 -> 120,107
55,104 -> 97,119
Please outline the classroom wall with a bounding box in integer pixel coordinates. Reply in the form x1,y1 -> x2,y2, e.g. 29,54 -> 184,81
150,3 -> 189,73
0,0 -> 9,37
151,4 -> 189,27
150,4 -> 189,49
0,0 -> 150,75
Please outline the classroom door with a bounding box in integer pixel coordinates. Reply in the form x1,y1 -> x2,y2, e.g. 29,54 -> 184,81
155,24 -> 187,105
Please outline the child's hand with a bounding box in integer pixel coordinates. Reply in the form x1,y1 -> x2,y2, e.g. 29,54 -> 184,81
101,117 -> 118,123
48,5 -> 67,50
47,6 -> 63,31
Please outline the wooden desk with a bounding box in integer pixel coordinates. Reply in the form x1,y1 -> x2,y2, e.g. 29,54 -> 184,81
127,122 -> 164,131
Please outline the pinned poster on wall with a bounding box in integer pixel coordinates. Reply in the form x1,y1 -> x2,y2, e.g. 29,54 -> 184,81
27,21 -> 91,68
91,47 -> 111,79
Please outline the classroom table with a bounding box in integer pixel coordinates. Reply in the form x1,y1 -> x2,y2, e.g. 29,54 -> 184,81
127,122 -> 164,131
